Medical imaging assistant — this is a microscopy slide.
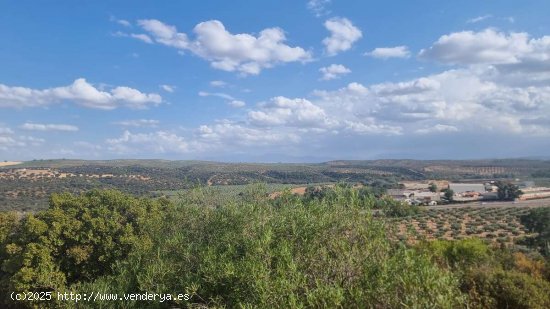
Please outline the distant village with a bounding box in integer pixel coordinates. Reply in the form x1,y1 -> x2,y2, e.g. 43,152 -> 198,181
388,180 -> 550,206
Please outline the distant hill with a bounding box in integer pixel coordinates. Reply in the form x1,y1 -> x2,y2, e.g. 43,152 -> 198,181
2,158 -> 550,212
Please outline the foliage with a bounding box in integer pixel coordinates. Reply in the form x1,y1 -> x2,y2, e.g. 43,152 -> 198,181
0,190 -> 172,308
464,269 -> 550,309
2,186 -> 550,308
495,181 -> 523,201
443,188 -> 454,201
74,187 -> 463,309
418,238 -> 491,269
521,207 -> 550,256
419,239 -> 550,309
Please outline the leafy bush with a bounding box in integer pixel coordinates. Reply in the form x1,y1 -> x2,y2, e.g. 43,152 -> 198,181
0,190 -> 172,307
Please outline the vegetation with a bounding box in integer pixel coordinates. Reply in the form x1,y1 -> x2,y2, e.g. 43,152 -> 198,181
392,207 -> 538,243
443,188 -> 454,201
1,184 -> 549,308
2,158 -> 550,212
496,181 -> 523,201
521,208 -> 550,256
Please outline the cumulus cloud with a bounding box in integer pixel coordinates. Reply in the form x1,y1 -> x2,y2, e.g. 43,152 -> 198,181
365,46 -> 410,59
20,123 -> 79,132
371,78 -> 440,96
0,78 -> 162,109
135,19 -> 311,75
419,28 -> 550,66
113,119 -> 160,128
319,64 -> 351,80
323,17 -> 362,56
248,96 -> 337,129
106,130 -> 189,154
313,66 -> 550,136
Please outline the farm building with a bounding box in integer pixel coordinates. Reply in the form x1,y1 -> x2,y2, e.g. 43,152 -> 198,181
449,183 -> 486,194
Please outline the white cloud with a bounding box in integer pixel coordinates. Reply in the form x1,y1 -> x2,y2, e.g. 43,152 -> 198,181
110,16 -> 131,27
319,64 -> 351,80
135,19 -> 311,75
415,124 -> 459,134
117,19 -> 131,27
113,119 -> 159,128
112,31 -> 153,44
344,120 -> 402,135
365,46 -> 410,59
199,91 -> 246,107
323,17 -> 362,56
419,28 -> 550,66
20,123 -> 79,132
0,126 -> 44,150
0,78 -> 162,110
197,121 -> 300,147
199,91 -> 235,101
0,126 -> 13,135
307,0 -> 331,17
312,66 -> 550,136
107,130 -> 189,154
467,15 -> 492,24
130,33 -> 153,44
248,96 -> 337,129
210,80 -> 227,87
228,100 -> 246,108
371,78 -> 440,96
160,84 -> 175,92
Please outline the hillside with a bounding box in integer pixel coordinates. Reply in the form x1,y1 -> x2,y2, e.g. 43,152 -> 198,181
2,158 -> 550,211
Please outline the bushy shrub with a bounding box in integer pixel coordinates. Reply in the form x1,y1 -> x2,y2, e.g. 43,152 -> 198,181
0,190 -> 172,308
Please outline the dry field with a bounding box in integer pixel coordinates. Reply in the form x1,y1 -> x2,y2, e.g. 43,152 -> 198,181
0,161 -> 22,167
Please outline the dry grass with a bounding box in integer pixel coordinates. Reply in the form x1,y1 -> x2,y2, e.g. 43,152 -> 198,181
0,161 -> 22,167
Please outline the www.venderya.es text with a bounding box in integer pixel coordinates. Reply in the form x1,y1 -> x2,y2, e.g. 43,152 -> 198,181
11,291 -> 191,303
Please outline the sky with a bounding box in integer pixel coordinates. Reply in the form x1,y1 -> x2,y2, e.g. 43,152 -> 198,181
1,0 -> 550,162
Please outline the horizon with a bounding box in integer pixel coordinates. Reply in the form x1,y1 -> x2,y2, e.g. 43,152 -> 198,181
1,0 -> 550,161
3,156 -> 550,165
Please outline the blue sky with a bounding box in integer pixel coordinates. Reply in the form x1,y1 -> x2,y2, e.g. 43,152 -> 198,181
1,0 -> 550,162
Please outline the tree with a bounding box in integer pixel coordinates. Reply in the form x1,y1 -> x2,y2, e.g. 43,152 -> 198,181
429,183 -> 438,193
442,188 -> 454,201
521,208 -> 550,256
0,190 -> 171,306
495,181 -> 523,201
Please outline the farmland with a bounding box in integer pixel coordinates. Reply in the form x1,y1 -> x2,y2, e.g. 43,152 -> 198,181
2,158 -> 550,211
391,207 -> 537,244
